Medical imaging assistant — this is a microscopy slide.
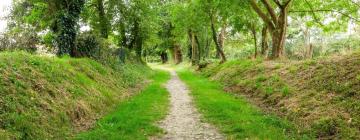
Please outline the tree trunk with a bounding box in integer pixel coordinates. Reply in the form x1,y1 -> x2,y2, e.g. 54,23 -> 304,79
261,26 -> 269,56
96,0 -> 109,38
195,34 -> 201,63
135,34 -> 142,59
204,27 -> 210,60
216,24 -> 226,58
210,16 -> 227,63
270,8 -> 288,59
173,44 -> 182,64
308,44 -> 313,58
250,0 -> 292,59
120,22 -> 127,47
251,27 -> 258,58
204,37 -> 211,60
219,25 -> 226,49
133,20 -> 143,61
191,31 -> 199,65
187,30 -> 193,60
304,27 -> 313,58
54,0 -> 85,56
160,51 -> 168,64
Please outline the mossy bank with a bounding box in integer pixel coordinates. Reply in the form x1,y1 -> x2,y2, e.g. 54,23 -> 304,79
0,52 -> 151,139
201,52 -> 360,139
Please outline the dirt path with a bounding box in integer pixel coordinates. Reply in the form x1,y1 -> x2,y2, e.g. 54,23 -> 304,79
158,70 -> 224,140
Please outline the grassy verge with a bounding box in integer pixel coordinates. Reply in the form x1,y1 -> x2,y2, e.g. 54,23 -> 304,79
177,69 -> 308,140
0,52 -> 150,139
201,52 -> 360,139
75,70 -> 170,140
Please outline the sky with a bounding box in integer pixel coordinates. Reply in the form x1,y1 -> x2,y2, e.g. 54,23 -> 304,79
0,0 -> 12,33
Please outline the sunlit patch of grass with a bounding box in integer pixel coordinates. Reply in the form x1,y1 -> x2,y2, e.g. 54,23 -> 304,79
281,86 -> 291,97
177,70 -> 307,140
288,65 -> 299,73
75,70 -> 170,140
356,75 -> 360,81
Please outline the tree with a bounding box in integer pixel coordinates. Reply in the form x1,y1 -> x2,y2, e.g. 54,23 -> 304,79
203,0 -> 229,63
260,25 -> 269,57
50,0 -> 85,56
250,0 -> 293,59
96,0 -> 109,38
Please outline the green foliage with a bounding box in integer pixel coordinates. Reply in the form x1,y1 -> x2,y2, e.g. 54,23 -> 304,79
0,30 -> 38,52
52,0 -> 85,56
74,32 -> 101,58
6,0 -> 360,61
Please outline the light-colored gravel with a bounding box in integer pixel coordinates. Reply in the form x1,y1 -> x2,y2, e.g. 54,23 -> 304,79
158,70 -> 224,140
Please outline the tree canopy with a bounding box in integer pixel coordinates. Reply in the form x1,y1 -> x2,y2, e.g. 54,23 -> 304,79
2,0 -> 359,62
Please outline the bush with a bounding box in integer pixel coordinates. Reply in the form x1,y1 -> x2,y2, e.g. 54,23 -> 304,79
73,32 -> 131,67
73,32 -> 101,58
0,31 -> 38,52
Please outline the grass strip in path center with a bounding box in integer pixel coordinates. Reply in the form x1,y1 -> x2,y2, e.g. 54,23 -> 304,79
74,70 -> 170,140
177,70 -> 311,140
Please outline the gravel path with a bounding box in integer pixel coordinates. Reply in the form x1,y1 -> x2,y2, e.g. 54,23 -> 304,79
158,70 -> 224,140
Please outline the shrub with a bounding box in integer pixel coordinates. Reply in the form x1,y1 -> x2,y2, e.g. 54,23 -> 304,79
0,31 -> 38,52
73,32 -> 101,58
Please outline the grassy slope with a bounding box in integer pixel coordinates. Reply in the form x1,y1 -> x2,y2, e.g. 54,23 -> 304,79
75,70 -> 170,140
201,52 -> 360,139
177,70 -> 306,140
0,52 -> 151,139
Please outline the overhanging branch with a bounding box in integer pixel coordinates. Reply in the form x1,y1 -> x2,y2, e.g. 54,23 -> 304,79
290,10 -> 360,23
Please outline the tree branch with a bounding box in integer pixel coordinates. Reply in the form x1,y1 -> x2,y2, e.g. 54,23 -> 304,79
304,0 -> 323,26
261,0 -> 278,23
290,10 -> 360,23
273,0 -> 282,7
250,0 -> 275,30
351,0 -> 360,8
284,0 -> 293,7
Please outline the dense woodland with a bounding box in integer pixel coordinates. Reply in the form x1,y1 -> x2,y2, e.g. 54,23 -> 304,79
1,0 -> 360,140
0,0 -> 358,63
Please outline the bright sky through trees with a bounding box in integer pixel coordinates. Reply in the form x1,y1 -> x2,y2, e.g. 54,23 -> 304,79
0,0 -> 12,33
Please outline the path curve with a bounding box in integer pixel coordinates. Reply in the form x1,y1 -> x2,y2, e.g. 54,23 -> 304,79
158,70 -> 224,140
